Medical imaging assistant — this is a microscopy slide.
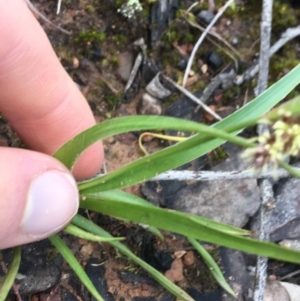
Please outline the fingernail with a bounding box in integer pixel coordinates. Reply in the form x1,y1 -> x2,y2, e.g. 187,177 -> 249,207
22,170 -> 79,236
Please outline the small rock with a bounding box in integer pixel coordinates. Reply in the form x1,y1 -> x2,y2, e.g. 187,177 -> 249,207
80,242 -> 94,257
204,51 -> 223,70
174,250 -> 186,259
264,280 -> 290,301
197,10 -> 215,24
251,165 -> 300,241
138,93 -> 162,115
280,281 -> 300,301
177,58 -> 187,71
117,51 -> 134,82
164,258 -> 184,283
72,57 -> 79,68
146,73 -> 172,99
183,251 -> 196,266
231,35 -> 239,46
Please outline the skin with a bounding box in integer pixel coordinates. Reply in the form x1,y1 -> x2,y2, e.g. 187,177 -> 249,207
0,0 -> 104,248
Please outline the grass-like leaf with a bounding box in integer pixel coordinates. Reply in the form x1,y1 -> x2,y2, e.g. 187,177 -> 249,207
83,190 -> 249,236
64,224 -> 124,242
79,197 -> 300,264
49,235 -> 104,301
72,214 -> 195,301
77,65 -> 300,193
55,64 -> 300,187
0,247 -> 21,301
187,238 -> 236,297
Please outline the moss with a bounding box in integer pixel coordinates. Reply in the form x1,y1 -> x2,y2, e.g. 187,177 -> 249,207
74,29 -> 106,44
85,4 -> 95,13
209,146 -> 228,165
103,89 -> 122,107
272,2 -> 298,30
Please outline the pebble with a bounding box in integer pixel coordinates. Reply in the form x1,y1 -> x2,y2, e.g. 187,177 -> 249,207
145,73 -> 172,99
164,258 -> 184,283
205,51 -> 223,70
251,165 -> 300,241
177,58 -> 187,71
117,51 -> 134,82
197,10 -> 215,24
138,93 -> 162,115
183,251 -> 196,266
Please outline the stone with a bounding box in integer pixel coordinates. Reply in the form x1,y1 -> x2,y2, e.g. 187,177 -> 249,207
117,51 -> 134,82
145,73 -> 172,99
183,251 -> 196,266
197,10 -> 215,24
164,258 -> 184,283
138,93 -> 162,115
0,240 -> 62,296
251,165 -> 300,241
142,144 -> 260,227
264,280 -> 290,301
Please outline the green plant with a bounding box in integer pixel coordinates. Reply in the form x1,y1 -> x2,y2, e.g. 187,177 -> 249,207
2,64 -> 300,301
74,30 -> 106,44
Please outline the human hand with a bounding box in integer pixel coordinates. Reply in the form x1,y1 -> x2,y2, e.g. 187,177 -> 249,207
0,0 -> 104,249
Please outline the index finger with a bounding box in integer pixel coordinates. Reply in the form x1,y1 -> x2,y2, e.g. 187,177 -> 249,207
0,0 -> 103,179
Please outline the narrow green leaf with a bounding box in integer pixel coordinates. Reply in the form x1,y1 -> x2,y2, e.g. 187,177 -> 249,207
64,224 -> 124,242
83,190 -> 249,236
0,247 -> 21,301
55,64 -> 300,177
55,116 -> 251,172
187,238 -> 236,297
79,197 -> 300,264
79,65 -> 300,193
72,215 -> 195,301
81,190 -> 164,239
49,235 -> 104,301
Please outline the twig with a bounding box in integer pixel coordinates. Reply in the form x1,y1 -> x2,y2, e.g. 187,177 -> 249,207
150,168 -> 294,181
280,268 -> 300,281
253,1 -> 274,301
187,1 -> 200,13
57,0 -> 62,14
182,0 -> 234,87
184,11 -> 242,60
25,0 -> 71,35
164,75 -> 222,120
235,25 -> 300,85
81,167 -> 299,183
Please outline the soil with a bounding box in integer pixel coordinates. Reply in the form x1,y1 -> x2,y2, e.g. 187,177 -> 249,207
1,0 -> 300,301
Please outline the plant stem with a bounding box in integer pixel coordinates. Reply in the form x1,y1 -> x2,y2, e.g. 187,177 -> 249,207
254,1 -> 274,300
182,0 -> 234,87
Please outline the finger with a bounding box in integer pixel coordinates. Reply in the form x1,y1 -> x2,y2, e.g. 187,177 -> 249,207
0,0 -> 103,180
0,148 -> 79,249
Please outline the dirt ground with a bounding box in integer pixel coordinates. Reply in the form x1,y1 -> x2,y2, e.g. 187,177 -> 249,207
2,0 -> 300,300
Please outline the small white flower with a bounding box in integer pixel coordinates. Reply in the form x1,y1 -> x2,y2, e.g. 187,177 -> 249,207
118,0 -> 143,19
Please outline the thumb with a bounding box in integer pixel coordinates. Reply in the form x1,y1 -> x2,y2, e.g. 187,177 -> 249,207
0,148 -> 79,249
